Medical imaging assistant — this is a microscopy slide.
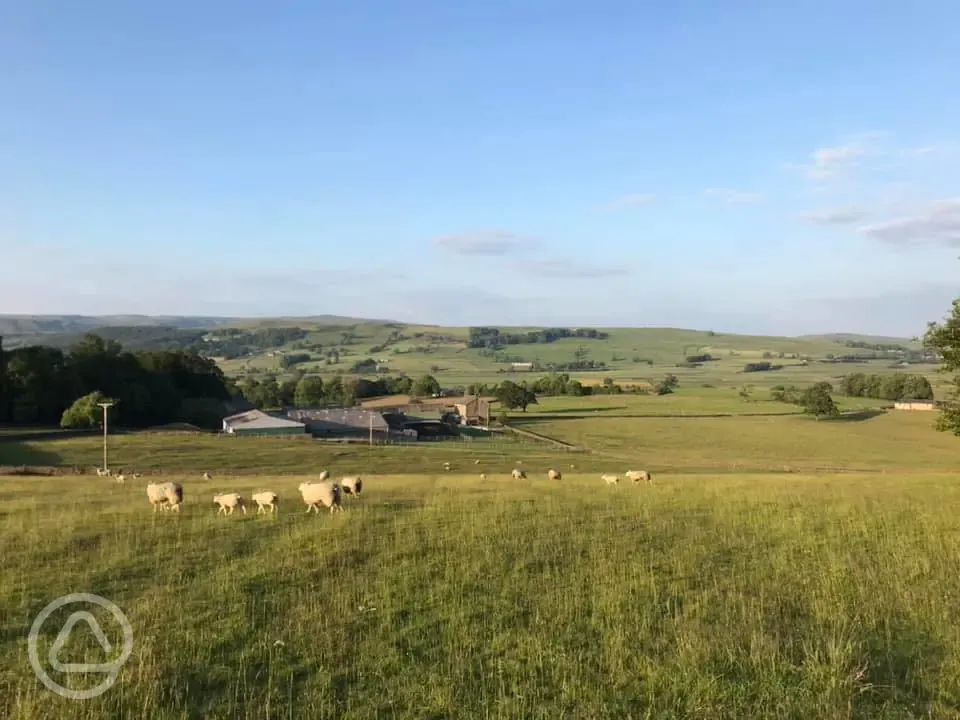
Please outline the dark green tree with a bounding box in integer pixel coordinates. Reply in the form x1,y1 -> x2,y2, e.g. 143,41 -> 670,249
924,299 -> 960,434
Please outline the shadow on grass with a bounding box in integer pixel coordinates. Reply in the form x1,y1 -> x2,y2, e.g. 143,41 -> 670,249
0,440 -> 64,469
829,409 -> 887,423
533,405 -> 630,414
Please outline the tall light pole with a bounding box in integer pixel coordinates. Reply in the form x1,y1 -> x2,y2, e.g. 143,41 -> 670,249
97,401 -> 114,472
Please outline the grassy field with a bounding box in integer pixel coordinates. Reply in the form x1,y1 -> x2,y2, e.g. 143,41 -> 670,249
209,321 -> 938,391
3,385 -> 960,716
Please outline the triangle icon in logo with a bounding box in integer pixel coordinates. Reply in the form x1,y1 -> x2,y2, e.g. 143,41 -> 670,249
48,611 -> 115,673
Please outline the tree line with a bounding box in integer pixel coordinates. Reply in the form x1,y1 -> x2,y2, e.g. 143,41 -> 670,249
467,326 -> 609,349
837,372 -> 933,401
0,333 -> 233,429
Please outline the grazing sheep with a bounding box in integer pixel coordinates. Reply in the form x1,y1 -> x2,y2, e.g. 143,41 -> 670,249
601,474 -> 620,485
340,476 -> 363,496
318,470 -> 330,482
625,470 -> 652,483
146,482 -> 183,512
213,492 -> 247,515
474,459 -> 481,465
252,491 -> 279,514
547,468 -> 562,480
96,467 -> 109,477
298,481 -> 343,514
443,462 -> 452,471
115,473 -> 126,484
202,472 -> 213,481
479,473 -> 487,480
511,468 -> 527,480
131,472 -> 142,479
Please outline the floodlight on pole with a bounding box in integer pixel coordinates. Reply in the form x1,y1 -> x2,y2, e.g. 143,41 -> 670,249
96,402 -> 114,472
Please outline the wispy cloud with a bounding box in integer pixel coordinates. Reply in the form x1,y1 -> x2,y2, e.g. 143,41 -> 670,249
704,187 -> 765,204
898,144 -> 957,159
784,132 -> 887,183
857,196 -> 960,247
434,231 -> 534,256
598,192 -> 658,211
801,206 -> 868,225
525,259 -> 629,279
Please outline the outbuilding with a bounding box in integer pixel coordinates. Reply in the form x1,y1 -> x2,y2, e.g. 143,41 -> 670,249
222,409 -> 307,437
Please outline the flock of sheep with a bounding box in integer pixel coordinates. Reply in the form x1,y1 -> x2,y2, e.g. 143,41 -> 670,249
140,469 -> 363,515
112,460 -> 651,516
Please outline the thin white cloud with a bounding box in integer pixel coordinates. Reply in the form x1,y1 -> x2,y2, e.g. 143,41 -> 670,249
784,132 -> 887,183
524,259 -> 629,279
434,231 -> 533,256
899,144 -> 956,158
598,193 -> 658,211
801,206 -> 868,225
857,197 -> 960,247
704,187 -> 765,204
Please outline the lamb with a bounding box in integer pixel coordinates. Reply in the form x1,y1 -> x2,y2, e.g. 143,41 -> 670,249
213,492 -> 247,515
252,491 -> 279,514
601,474 -> 620,485
547,468 -> 562,480
511,468 -> 527,480
625,470 -> 652,483
298,481 -> 343,514
340,476 -> 363,496
146,482 -> 183,512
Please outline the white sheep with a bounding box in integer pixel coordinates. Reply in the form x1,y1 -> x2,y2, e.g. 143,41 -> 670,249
203,472 -> 213,481
252,491 -> 279,514
340,476 -> 363,496
601,473 -> 620,485
146,482 -> 183,512
318,470 -> 330,482
479,473 -> 487,480
96,467 -> 109,477
298,481 -> 343,514
115,473 -> 126,484
443,462 -> 452,471
511,468 -> 527,480
213,492 -> 247,515
547,468 -> 562,480
625,470 -> 652,483
474,459 -> 481,465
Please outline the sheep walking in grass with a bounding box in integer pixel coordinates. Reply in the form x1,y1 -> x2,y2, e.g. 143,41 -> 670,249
340,476 -> 363,497
252,491 -> 279,514
625,470 -> 652,484
214,492 -> 247,515
511,468 -> 527,480
601,474 -> 620,485
146,482 -> 183,512
547,468 -> 562,480
299,481 -> 343,514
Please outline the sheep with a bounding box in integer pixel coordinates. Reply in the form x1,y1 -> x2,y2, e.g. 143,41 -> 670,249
252,491 -> 279,514
132,472 -> 142,479
213,492 -> 247,515
443,462 -> 452,471
601,473 -> 620,485
340,476 -> 363,496
298,481 -> 343,514
625,470 -> 652,484
474,459 -> 481,465
511,468 -> 527,480
146,482 -> 183,512
479,473 -> 487,480
115,473 -> 126,484
96,467 -> 109,477
547,468 -> 562,480
318,470 -> 330,482
202,472 -> 213,481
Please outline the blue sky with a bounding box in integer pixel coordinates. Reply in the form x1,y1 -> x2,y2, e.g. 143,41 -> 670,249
2,0 -> 959,336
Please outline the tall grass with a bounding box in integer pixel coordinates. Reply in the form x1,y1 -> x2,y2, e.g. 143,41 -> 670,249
2,472 -> 959,718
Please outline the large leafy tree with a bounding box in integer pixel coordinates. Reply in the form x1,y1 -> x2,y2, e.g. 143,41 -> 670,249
924,299 -> 960,434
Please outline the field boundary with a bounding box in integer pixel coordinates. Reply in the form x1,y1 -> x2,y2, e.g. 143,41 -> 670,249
500,423 -> 590,452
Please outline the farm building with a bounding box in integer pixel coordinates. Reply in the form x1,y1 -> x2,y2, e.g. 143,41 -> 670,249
222,409 -> 307,437
893,400 -> 937,411
286,408 -> 411,440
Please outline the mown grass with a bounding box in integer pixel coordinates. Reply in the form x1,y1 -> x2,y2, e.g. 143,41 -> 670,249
516,409 -> 951,473
1,471 -> 959,718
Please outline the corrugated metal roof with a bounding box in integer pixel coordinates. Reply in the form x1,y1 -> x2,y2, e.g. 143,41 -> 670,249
223,409 -> 306,430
